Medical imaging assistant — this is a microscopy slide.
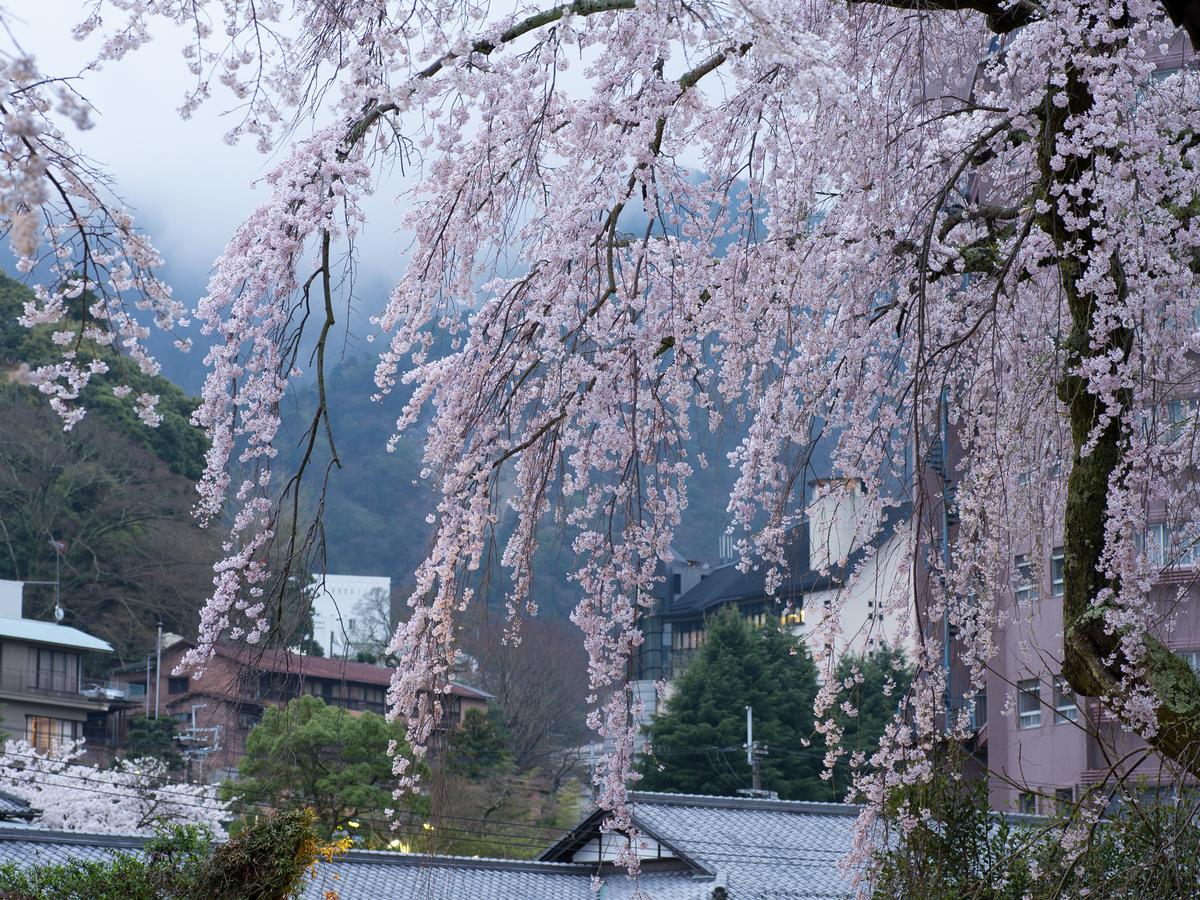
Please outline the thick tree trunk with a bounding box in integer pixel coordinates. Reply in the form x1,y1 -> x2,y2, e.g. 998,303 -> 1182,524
1039,39 -> 1200,778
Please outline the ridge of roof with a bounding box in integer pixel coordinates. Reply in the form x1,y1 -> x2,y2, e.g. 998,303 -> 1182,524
628,791 -> 863,817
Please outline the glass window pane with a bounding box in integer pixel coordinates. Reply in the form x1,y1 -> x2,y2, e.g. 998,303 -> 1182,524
1018,678 -> 1041,729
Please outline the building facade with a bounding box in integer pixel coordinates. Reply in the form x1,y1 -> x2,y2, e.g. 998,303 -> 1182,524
0,581 -> 115,754
634,481 -> 917,685
985,522 -> 1200,814
308,573 -> 393,659
114,638 -> 491,780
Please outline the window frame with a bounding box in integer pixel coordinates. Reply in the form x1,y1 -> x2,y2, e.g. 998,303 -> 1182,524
1050,549 -> 1065,598
1017,678 -> 1042,729
1014,554 -> 1038,605
1053,675 -> 1078,724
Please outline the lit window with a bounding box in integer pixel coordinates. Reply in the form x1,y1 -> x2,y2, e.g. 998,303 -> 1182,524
1018,792 -> 1037,815
1053,676 -> 1077,724
1017,679 -> 1041,729
1014,554 -> 1038,605
25,716 -> 79,753
1050,549 -> 1064,597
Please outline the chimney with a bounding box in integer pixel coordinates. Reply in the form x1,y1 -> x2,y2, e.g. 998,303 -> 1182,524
0,580 -> 23,619
807,478 -> 865,571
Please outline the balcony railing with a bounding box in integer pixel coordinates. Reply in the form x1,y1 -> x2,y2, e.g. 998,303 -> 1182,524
0,668 -> 103,703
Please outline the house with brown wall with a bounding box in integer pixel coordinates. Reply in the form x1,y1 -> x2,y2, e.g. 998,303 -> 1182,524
113,638 -> 492,779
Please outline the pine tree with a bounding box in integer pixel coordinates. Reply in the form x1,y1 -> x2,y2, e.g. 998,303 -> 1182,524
637,608 -> 826,800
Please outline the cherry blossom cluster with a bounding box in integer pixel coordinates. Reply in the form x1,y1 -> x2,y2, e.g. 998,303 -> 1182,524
0,27 -> 187,429
0,740 -> 229,837
9,0 -> 1200,888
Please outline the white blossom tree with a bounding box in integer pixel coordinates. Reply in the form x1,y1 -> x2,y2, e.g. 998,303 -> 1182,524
5,0 -> 1200,877
0,740 -> 228,837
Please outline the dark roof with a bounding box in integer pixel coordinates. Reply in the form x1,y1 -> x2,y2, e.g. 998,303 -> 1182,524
664,503 -> 912,621
542,791 -> 862,898
0,792 -> 33,821
0,827 -> 704,899
0,792 -> 865,898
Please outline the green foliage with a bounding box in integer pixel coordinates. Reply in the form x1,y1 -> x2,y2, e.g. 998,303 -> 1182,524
222,695 -> 424,839
192,808 -> 343,900
446,707 -> 511,780
873,748 -> 1200,899
0,811 -> 338,899
0,274 -> 206,481
831,645 -> 914,799
637,607 -> 826,800
126,716 -> 184,770
873,755 -> 1035,898
0,274 -> 215,661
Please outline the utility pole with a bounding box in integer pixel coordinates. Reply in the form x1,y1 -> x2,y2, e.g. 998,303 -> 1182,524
144,656 -> 151,717
46,538 -> 65,622
739,706 -> 774,799
154,621 -> 163,719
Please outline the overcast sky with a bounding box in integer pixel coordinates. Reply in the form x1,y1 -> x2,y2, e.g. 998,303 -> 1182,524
11,2 -> 412,381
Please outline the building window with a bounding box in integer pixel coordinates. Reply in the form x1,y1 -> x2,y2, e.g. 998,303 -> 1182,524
238,712 -> 261,730
1017,679 -> 1041,729
34,650 -> 79,694
26,716 -> 80,753
1145,523 -> 1198,569
1018,792 -> 1037,815
672,627 -> 703,652
1050,549 -> 1064,597
1166,398 -> 1198,442
780,609 -> 804,627
1014,554 -> 1038,605
1054,676 -> 1077,724
168,677 -> 189,695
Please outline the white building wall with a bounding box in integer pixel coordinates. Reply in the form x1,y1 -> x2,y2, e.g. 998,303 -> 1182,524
795,527 -> 916,662
308,573 -> 392,659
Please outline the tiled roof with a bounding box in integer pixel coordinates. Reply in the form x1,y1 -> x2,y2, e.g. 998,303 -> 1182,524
0,829 -> 708,899
627,793 -> 861,898
542,792 -> 862,898
0,792 -> 33,821
0,792 -> 864,898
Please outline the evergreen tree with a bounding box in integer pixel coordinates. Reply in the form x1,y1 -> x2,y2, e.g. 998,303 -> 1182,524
637,608 -> 825,800
831,645 -> 914,800
124,715 -> 183,771
221,695 -> 423,840
446,707 -> 511,780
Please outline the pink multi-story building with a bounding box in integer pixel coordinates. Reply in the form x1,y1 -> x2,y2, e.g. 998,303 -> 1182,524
984,520 -> 1200,814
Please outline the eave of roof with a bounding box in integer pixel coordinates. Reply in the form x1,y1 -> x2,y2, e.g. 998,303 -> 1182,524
0,617 -> 112,653
664,503 -> 912,620
161,640 -> 494,700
